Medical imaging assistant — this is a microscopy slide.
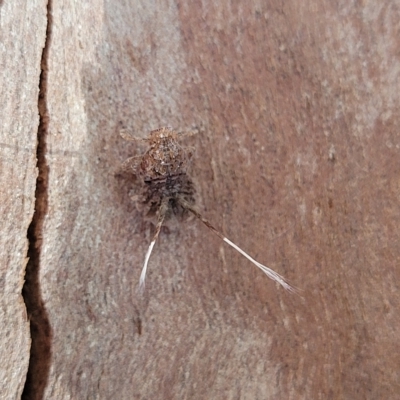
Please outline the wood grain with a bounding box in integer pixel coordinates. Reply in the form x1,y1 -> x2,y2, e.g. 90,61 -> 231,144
0,1 -> 47,399
4,0 -> 400,398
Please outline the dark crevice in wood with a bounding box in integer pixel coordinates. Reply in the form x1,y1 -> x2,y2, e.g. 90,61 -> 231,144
22,1 -> 53,399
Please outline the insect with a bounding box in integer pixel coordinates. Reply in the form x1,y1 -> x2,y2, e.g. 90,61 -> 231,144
120,127 -> 295,292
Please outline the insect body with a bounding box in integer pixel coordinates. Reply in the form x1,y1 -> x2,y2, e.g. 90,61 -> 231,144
121,127 -> 195,220
120,127 -> 295,292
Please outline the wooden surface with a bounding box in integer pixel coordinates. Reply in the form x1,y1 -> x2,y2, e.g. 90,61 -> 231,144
2,0 -> 400,399
0,1 -> 47,399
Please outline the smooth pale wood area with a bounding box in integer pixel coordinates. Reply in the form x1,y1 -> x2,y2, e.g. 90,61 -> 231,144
12,0 -> 400,398
0,1 -> 47,399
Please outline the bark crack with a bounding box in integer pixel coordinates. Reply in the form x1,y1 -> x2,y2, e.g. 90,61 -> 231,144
22,1 -> 53,398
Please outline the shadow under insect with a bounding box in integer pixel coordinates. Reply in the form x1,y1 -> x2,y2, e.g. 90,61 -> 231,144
120,127 -> 296,293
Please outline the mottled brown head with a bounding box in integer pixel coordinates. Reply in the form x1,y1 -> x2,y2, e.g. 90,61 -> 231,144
139,127 -> 190,182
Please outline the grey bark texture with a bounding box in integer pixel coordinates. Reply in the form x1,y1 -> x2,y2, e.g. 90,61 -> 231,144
2,0 -> 400,399
0,1 -> 47,399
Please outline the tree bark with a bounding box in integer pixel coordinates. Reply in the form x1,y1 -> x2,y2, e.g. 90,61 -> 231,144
0,1 -> 47,399
2,0 -> 400,399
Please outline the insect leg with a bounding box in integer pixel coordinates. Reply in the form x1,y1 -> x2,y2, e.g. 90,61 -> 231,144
120,129 -> 149,142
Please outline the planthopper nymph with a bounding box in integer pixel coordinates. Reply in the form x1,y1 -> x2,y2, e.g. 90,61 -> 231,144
119,127 -> 296,292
